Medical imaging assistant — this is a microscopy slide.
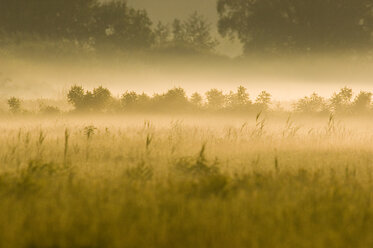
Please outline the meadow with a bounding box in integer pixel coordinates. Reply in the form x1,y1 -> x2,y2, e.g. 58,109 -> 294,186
0,114 -> 373,248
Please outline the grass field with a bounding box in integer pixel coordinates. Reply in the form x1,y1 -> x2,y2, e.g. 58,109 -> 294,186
0,114 -> 373,248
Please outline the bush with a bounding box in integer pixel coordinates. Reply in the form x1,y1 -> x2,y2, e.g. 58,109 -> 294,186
7,97 -> 21,114
295,93 -> 328,114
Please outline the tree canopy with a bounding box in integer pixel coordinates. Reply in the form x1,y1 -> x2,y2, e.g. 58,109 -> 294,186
217,0 -> 373,55
0,0 -> 153,50
154,12 -> 218,53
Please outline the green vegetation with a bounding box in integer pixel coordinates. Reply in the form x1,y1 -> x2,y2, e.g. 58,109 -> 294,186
0,116 -> 373,248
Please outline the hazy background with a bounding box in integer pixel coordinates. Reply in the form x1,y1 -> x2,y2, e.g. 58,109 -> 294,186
1,55 -> 372,101
0,0 -> 372,101
126,0 -> 244,56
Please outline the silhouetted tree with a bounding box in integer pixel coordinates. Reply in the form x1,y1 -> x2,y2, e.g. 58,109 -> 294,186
67,85 -> 86,110
206,89 -> 226,110
295,92 -> 327,113
0,0 -> 97,39
152,87 -> 190,111
255,91 -> 272,111
121,91 -> 138,108
137,93 -> 151,109
227,86 -> 251,109
164,87 -> 188,103
170,12 -> 218,53
0,0 -> 154,51
92,86 -> 112,111
64,85 -> 373,115
330,87 -> 353,113
353,91 -> 372,112
190,92 -> 203,107
154,22 -> 171,48
172,19 -> 186,44
92,1 -> 153,50
67,85 -> 112,112
183,12 -> 218,51
217,0 -> 373,55
120,91 -> 151,111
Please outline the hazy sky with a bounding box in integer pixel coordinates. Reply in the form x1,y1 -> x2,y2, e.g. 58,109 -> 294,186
128,0 -> 217,22
127,0 -> 243,56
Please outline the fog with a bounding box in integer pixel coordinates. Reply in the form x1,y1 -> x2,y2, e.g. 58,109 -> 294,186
1,0 -> 373,105
1,53 -> 373,102
2,2 -> 373,248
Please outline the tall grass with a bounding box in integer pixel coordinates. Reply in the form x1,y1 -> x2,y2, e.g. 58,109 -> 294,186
0,115 -> 372,248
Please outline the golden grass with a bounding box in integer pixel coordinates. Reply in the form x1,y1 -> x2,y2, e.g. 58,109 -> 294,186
0,115 -> 372,248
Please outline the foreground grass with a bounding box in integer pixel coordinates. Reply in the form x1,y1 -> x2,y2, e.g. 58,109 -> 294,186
0,116 -> 373,248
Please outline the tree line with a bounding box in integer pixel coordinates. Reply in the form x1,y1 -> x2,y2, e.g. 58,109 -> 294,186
1,0 -> 372,56
217,0 -> 373,55
65,85 -> 272,113
6,86 -> 373,115
0,0 -> 218,54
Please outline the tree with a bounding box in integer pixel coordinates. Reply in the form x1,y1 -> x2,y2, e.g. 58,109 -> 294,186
255,91 -> 272,110
67,85 -> 86,110
7,97 -> 21,113
67,85 -> 112,112
227,86 -> 251,109
137,93 -> 151,108
0,0 -> 154,51
330,87 -> 353,113
206,89 -> 226,110
154,22 -> 171,48
190,92 -> 203,107
0,0 -> 97,39
152,87 -> 190,111
295,93 -> 327,113
183,12 -> 218,51
164,87 -> 188,103
217,0 -> 373,55
353,91 -> 372,112
121,91 -> 139,109
170,12 -> 218,52
92,86 -> 112,111
172,19 -> 186,44
92,1 -> 154,50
